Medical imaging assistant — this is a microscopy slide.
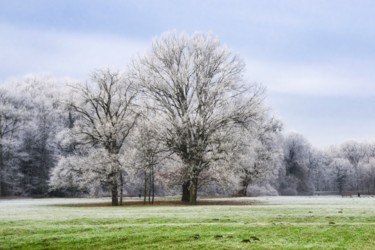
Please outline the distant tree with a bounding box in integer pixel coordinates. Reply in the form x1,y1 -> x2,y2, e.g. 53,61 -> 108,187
0,88 -> 24,196
235,116 -> 282,196
329,158 -> 352,194
308,149 -> 331,192
279,133 -> 314,195
52,69 -> 139,205
340,141 -> 366,191
131,32 -> 266,204
16,77 -> 67,196
361,157 -> 375,194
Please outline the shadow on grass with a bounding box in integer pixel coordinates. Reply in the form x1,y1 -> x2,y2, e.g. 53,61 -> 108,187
53,199 -> 262,207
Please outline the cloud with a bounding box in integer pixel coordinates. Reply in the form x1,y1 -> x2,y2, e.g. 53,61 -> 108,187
0,24 -> 148,82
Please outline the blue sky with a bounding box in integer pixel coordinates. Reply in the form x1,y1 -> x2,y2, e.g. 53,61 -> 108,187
1,0 -> 375,147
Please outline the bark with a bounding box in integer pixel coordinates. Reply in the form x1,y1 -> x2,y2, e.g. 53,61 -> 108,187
189,177 -> 198,205
143,170 -> 147,205
238,186 -> 248,196
181,180 -> 190,202
151,166 -> 155,204
119,171 -> 123,205
148,171 -> 151,204
111,178 -> 119,206
238,176 -> 250,196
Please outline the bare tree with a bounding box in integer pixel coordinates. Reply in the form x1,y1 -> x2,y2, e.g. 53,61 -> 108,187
0,89 -> 23,196
329,158 -> 352,194
236,116 -> 282,196
361,157 -> 375,194
133,120 -> 167,204
340,141 -> 366,191
68,69 -> 139,205
279,133 -> 314,195
308,149 -> 330,192
132,32 -> 265,204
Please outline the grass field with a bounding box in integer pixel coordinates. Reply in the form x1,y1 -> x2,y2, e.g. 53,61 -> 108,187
1,196 -> 375,249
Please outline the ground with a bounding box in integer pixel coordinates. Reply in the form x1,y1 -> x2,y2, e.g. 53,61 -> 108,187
1,196 -> 375,249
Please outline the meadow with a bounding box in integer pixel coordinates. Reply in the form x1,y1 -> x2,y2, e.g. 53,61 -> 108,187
1,196 -> 375,249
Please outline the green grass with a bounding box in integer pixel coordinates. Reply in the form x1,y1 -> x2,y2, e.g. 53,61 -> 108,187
1,196 -> 375,249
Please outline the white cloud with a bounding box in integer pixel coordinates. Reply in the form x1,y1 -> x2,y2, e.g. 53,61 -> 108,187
0,24 -> 148,82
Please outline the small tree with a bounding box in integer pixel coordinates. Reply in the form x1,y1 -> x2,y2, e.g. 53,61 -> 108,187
132,32 -> 265,204
58,69 -> 139,205
133,120 -> 166,204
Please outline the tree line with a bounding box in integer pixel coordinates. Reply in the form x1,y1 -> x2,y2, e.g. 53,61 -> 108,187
1,32 -> 374,205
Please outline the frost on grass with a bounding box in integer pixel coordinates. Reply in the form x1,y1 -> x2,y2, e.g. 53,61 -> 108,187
2,196 -> 375,249
1,196 -> 375,223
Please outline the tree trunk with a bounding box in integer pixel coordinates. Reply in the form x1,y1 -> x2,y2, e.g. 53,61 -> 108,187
189,177 -> 198,205
181,180 -> 190,202
151,165 -> 155,204
0,142 -> 6,197
143,170 -> 147,205
238,187 -> 247,196
111,179 -> 119,206
148,170 -> 151,204
237,174 -> 251,196
0,174 -> 5,197
119,171 -> 123,206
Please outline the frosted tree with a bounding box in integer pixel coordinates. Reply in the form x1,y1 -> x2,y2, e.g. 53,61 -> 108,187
132,119 -> 168,204
308,149 -> 331,192
57,69 -> 139,205
340,141 -> 366,191
0,88 -> 25,196
361,156 -> 375,194
278,133 -> 314,195
50,147 -> 134,198
329,158 -> 352,194
131,32 -> 265,204
15,76 -> 67,195
234,116 -> 283,196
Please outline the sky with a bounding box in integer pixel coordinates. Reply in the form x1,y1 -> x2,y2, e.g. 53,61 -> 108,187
1,0 -> 375,147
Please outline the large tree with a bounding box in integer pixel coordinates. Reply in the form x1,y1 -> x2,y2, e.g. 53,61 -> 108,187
59,69 -> 139,205
132,32 -> 265,204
